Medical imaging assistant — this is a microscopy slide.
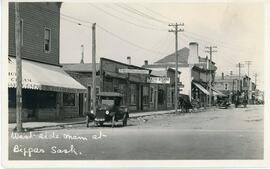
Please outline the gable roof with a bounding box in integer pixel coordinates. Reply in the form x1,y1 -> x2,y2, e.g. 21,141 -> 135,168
155,47 -> 189,64
62,63 -> 100,73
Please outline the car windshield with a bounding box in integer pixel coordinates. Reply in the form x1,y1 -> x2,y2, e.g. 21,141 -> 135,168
101,99 -> 114,106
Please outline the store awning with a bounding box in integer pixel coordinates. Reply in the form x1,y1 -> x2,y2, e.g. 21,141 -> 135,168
193,82 -> 209,95
212,88 -> 226,97
8,57 -> 87,93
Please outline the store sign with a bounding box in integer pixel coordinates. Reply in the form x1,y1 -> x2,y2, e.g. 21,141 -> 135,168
147,77 -> 170,84
118,69 -> 149,74
8,71 -> 41,90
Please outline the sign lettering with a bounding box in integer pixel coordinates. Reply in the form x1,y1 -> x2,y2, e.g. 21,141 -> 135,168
147,77 -> 170,84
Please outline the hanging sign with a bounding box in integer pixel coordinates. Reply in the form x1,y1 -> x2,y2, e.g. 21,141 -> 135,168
147,77 -> 170,84
118,69 -> 149,74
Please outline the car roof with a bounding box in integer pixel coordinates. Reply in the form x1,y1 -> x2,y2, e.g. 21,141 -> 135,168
97,92 -> 123,97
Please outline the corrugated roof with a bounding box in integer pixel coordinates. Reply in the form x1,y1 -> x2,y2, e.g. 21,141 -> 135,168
62,63 -> 100,72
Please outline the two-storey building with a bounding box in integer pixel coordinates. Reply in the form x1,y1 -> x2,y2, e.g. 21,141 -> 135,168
8,3 -> 86,122
143,42 -> 223,108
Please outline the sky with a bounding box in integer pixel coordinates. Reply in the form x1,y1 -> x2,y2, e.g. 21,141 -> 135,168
59,1 -> 265,90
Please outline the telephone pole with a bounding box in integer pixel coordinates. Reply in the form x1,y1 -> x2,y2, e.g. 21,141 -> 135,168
245,61 -> 252,104
254,73 -> 258,87
92,23 -> 97,115
236,63 -> 244,91
15,3 -> 23,132
169,22 -> 184,114
205,46 -> 217,107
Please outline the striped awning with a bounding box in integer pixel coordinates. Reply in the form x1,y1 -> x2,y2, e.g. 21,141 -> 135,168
8,57 -> 87,93
193,82 -> 210,95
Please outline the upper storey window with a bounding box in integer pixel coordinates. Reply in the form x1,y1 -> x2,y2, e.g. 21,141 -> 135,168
44,28 -> 51,53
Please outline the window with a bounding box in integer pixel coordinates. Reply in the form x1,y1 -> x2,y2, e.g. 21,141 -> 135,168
44,28 -> 51,52
158,89 -> 164,105
130,84 -> 137,105
63,93 -> 75,106
150,87 -> 154,103
143,86 -> 149,105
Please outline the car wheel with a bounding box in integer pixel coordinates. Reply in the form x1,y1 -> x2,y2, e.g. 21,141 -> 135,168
112,115 -> 115,128
123,114 -> 128,126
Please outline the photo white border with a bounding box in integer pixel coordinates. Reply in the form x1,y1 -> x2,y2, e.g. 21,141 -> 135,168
1,0 -> 270,168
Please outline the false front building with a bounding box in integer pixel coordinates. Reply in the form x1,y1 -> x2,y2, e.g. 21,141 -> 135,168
8,3 -> 86,122
63,57 -> 178,113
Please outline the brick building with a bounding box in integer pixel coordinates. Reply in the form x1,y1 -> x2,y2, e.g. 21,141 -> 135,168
8,3 -> 86,122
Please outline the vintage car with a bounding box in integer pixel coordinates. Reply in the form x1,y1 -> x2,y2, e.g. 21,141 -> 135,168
86,92 -> 129,128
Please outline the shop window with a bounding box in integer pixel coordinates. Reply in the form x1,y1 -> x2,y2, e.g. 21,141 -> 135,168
8,88 -> 16,108
130,84 -> 137,105
158,89 -> 164,105
38,91 -> 56,108
44,28 -> 51,53
143,86 -> 149,105
63,93 -> 75,106
150,87 -> 154,103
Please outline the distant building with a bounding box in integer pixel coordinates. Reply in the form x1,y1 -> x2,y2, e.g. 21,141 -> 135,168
214,72 -> 255,103
143,42 -> 223,108
8,3 -> 86,122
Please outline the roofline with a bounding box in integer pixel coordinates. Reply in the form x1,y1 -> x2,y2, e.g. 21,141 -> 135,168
100,57 -> 151,71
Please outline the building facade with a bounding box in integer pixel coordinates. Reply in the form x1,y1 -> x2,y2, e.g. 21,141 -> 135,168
63,57 -> 178,113
8,3 -> 86,122
143,42 -> 221,108
214,72 -> 255,104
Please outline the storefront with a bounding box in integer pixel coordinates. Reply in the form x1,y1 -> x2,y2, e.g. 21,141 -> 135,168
8,57 -> 87,122
100,58 -> 151,112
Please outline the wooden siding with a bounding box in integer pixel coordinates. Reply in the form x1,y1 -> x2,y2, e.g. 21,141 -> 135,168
9,2 -> 60,65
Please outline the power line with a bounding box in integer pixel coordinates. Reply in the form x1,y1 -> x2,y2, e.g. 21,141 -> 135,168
89,3 -> 167,31
96,24 -> 168,55
109,4 -> 167,29
135,3 -> 176,23
117,3 -> 169,25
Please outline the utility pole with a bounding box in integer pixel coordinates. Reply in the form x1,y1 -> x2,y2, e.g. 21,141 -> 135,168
245,61 -> 252,104
80,44 -> 84,64
236,63 -> 244,91
169,22 -> 184,114
15,3 -> 23,132
205,46 -> 217,107
254,73 -> 258,87
92,23 -> 97,115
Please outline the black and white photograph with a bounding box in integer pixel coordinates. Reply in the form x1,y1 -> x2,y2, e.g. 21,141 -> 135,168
1,0 -> 269,168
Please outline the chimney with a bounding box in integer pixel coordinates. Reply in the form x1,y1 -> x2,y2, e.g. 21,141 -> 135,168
230,71 -> 233,75
188,42 -> 199,64
80,44 -> 84,64
144,60 -> 148,66
127,56 -> 131,65
221,72 -> 224,80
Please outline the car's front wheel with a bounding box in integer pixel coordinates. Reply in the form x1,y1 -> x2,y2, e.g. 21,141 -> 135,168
112,115 -> 115,128
123,114 -> 128,126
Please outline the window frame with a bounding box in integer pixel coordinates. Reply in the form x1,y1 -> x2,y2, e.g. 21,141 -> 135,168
63,93 -> 76,107
44,27 -> 51,53
20,19 -> 23,46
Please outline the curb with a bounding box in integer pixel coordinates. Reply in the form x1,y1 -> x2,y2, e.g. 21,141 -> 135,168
10,108 -> 214,131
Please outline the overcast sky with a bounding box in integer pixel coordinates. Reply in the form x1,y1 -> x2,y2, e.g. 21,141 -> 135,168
59,1 -> 264,90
